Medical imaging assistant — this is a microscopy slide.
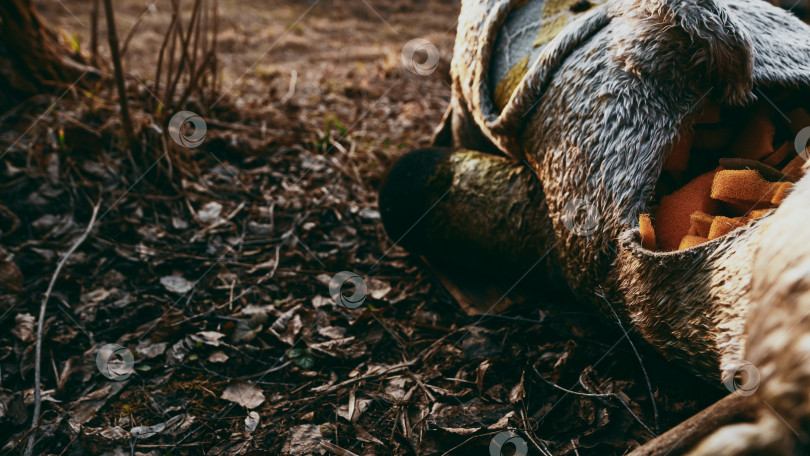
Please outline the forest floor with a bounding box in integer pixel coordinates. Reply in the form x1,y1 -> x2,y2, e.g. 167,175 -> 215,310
0,0 -> 722,455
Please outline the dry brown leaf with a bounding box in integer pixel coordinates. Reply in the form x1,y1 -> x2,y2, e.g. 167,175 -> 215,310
0,260 -> 23,293
12,313 -> 35,342
245,411 -> 260,432
208,351 -> 229,363
282,424 -> 324,456
160,275 -> 194,294
221,380 -> 265,409
365,278 -> 391,300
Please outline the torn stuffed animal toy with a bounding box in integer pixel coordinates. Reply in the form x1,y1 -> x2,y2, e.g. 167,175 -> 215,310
379,0 -> 810,454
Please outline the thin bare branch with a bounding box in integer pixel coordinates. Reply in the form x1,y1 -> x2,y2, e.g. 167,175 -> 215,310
24,203 -> 100,456
103,0 -> 137,155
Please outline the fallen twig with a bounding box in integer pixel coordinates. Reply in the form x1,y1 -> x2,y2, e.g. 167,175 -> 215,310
24,203 -> 100,456
627,394 -> 757,456
599,288 -> 661,433
314,358 -> 419,395
531,365 -> 657,438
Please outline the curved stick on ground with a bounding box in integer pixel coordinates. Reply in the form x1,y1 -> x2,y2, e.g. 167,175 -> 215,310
627,394 -> 757,456
24,203 -> 100,456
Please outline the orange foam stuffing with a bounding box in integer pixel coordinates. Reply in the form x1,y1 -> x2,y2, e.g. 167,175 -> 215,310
663,131 -> 693,172
640,101 -> 806,252
782,154 -> 807,180
639,213 -> 656,250
643,169 -> 793,251
749,208 -> 772,219
731,113 -> 775,160
762,141 -> 792,167
679,235 -> 708,250
708,216 -> 749,240
711,169 -> 792,206
688,211 -> 714,238
653,170 -> 718,251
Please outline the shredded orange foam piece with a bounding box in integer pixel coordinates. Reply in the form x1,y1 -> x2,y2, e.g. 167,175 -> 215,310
708,216 -> 748,240
639,213 -> 656,250
710,169 -> 783,205
688,211 -> 714,238
654,170 -> 718,251
771,182 -> 792,205
679,235 -> 708,250
762,141 -> 792,167
749,208 -> 772,218
782,154 -> 807,180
